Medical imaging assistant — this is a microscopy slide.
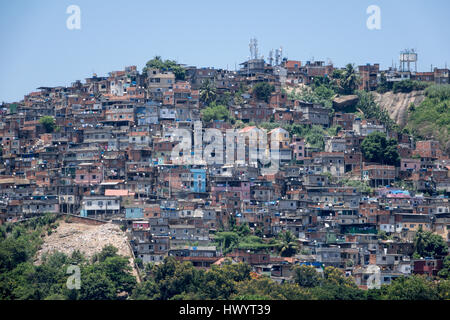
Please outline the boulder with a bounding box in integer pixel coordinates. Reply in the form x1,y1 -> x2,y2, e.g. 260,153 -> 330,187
332,95 -> 359,110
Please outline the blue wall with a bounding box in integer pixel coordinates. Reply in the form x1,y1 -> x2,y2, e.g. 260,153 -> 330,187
191,169 -> 206,193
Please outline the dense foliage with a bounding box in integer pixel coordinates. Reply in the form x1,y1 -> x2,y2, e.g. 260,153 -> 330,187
355,90 -> 397,131
39,116 -> 56,133
406,84 -> 450,154
132,259 -> 450,300
214,223 -> 277,254
413,227 -> 448,259
252,83 -> 275,103
143,56 -> 186,80
361,131 -> 400,166
377,76 -> 429,94
392,80 -> 429,94
201,103 -> 234,123
0,217 -> 136,300
1,217 -> 449,300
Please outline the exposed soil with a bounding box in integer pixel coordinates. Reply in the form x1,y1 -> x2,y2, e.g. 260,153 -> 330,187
35,221 -> 138,279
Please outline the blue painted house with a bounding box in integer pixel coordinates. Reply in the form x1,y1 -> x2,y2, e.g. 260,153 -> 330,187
125,207 -> 144,219
190,169 -> 206,193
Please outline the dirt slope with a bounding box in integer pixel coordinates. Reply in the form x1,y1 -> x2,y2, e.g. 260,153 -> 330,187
35,221 -> 138,279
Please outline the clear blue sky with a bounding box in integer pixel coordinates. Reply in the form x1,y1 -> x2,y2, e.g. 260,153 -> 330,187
1,0 -> 449,102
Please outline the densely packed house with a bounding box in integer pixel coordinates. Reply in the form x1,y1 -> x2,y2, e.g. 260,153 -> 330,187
1,57 -> 449,289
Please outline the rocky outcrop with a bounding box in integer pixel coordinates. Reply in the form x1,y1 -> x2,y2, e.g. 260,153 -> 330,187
372,90 -> 425,127
332,95 -> 359,110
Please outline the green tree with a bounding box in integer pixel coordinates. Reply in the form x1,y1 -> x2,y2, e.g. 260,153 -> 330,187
201,103 -> 232,123
384,275 -> 439,300
355,90 -> 397,131
340,64 -> 360,95
92,244 -> 118,263
151,257 -> 204,300
99,255 -> 137,294
143,56 -> 185,80
200,79 -> 217,106
78,271 -> 117,300
413,228 -> 448,258
277,230 -> 298,257
305,125 -> 326,151
201,263 -> 251,299
393,80 -> 429,94
438,255 -> 450,279
252,83 -> 275,103
232,277 -> 312,300
39,116 -> 56,133
131,279 -> 159,300
437,279 -> 450,300
377,72 -> 393,93
293,265 -> 321,288
216,91 -> 232,106
406,84 -> 450,155
309,266 -> 365,300
215,231 -> 240,254
361,132 -> 400,166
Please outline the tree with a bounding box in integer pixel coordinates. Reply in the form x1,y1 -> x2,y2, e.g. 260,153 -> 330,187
143,56 -> 185,80
438,255 -> 450,279
293,265 -> 321,288
131,279 -> 159,300
340,64 -> 360,95
199,79 -> 217,106
361,132 -> 400,166
78,271 -> 117,300
92,245 -> 118,263
308,266 -> 366,300
99,255 -> 137,294
232,277 -> 312,300
252,83 -> 275,103
305,125 -> 326,151
214,231 -> 240,254
144,56 -> 165,71
437,279 -> 450,300
149,257 -> 205,300
413,227 -> 448,258
216,91 -> 232,106
39,116 -> 56,133
384,275 -> 439,300
277,230 -> 298,257
355,90 -> 397,131
201,103 -> 232,123
376,72 -> 393,93
393,80 -> 428,94
201,263 -> 251,299
406,85 -> 450,155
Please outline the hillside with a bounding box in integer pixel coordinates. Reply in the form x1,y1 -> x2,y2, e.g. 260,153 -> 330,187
372,90 -> 425,127
34,220 -> 139,279
405,85 -> 450,155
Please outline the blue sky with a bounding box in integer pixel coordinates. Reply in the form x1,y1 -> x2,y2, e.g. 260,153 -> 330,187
1,0 -> 449,102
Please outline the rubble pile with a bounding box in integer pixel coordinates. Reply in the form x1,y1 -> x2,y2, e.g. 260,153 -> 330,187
35,221 -> 132,265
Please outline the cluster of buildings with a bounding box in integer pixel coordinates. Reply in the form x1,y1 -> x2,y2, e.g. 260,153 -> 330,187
1,47 -> 449,289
